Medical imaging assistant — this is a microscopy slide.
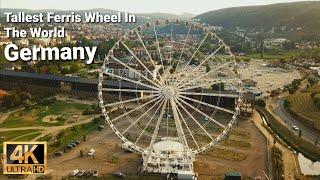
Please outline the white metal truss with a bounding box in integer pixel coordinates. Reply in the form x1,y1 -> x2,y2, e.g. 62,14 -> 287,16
98,19 -> 243,177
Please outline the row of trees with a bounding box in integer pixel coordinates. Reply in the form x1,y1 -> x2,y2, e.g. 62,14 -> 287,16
284,79 -> 302,94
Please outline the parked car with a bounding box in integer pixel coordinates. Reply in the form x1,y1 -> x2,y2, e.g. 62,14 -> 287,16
70,169 -> 79,176
113,172 -> 125,178
78,170 -> 86,177
70,142 -> 77,147
66,145 -> 73,149
85,170 -> 93,177
292,125 -> 300,131
72,140 -> 80,145
54,151 -> 63,156
88,149 -> 95,156
93,170 -> 98,177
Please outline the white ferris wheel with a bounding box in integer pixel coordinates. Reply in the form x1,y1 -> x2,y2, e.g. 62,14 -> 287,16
98,19 -> 243,177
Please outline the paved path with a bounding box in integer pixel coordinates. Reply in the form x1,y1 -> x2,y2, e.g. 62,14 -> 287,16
0,115 -> 99,141
0,107 -> 25,124
252,110 -> 300,180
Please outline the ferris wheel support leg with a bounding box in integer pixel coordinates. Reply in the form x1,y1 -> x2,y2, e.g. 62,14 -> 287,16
143,98 -> 168,171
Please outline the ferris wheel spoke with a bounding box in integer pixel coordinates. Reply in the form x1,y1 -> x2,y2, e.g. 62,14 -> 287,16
176,61 -> 233,89
174,98 -> 214,141
102,88 -> 160,94
146,98 -> 168,161
170,98 -> 189,149
169,23 -> 174,66
174,98 -> 200,149
111,96 -> 162,123
122,97 -> 164,134
153,24 -> 169,86
177,94 -> 235,114
120,42 -> 163,86
171,25 -> 192,86
174,45 -> 224,88
135,99 -> 165,144
135,29 -> 164,83
177,78 -> 239,92
182,32 -> 209,70
178,91 -> 239,98
176,96 -> 226,128
104,71 -> 159,91
110,56 -> 161,88
175,46 -> 223,87
105,93 -> 158,107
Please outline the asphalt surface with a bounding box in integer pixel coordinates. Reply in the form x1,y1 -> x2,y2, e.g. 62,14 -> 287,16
273,98 -> 320,146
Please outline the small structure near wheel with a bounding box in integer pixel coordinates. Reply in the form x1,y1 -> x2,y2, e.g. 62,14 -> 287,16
224,172 -> 242,180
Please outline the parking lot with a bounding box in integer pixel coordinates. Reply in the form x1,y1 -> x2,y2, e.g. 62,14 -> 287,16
239,59 -> 301,96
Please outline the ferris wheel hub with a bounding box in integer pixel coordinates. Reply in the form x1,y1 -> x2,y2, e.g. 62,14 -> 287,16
162,86 -> 175,99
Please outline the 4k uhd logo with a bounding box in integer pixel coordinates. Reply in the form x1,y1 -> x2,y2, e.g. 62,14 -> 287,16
3,142 -> 47,174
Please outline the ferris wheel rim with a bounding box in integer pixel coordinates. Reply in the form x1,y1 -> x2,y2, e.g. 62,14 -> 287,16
98,19 -> 243,158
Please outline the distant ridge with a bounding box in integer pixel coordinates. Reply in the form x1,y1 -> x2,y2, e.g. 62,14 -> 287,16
195,1 -> 320,40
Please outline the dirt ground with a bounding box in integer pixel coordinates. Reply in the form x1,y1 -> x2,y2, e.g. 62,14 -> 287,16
48,129 -> 141,178
44,113 -> 268,179
194,117 -> 268,179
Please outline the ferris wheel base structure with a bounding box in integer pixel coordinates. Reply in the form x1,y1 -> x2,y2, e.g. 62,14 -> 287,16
141,137 -> 197,179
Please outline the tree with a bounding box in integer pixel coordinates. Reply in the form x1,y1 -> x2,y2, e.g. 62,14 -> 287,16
308,77 -> 319,85
298,129 -> 302,138
80,149 -> 84,157
254,99 -> 266,108
283,99 -> 291,108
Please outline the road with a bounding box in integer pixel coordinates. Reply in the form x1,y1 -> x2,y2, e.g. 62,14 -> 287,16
271,98 -> 320,146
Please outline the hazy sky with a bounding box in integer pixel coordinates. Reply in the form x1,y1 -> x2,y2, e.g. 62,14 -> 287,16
0,0 -> 312,15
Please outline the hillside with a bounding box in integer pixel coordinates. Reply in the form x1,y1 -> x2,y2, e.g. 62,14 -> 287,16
195,1 -> 320,40
0,8 -> 188,24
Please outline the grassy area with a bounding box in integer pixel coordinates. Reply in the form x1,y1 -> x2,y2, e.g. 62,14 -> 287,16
14,132 -> 42,141
42,117 -> 103,154
220,139 -> 251,148
286,83 -> 320,131
248,50 -> 302,60
286,93 -> 320,123
0,130 -> 41,153
229,129 -> 251,139
307,83 -> 320,93
0,101 -> 89,128
210,148 -> 247,161
256,107 -> 320,161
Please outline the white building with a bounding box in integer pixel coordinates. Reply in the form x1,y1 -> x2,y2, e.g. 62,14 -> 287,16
310,67 -> 320,77
105,62 -> 161,81
15,39 -> 29,46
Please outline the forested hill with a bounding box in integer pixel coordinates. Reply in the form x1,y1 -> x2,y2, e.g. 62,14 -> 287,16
195,1 -> 320,40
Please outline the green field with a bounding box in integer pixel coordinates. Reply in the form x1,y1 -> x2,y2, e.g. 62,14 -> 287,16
0,101 -> 89,128
0,130 -> 41,153
248,50 -> 302,60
